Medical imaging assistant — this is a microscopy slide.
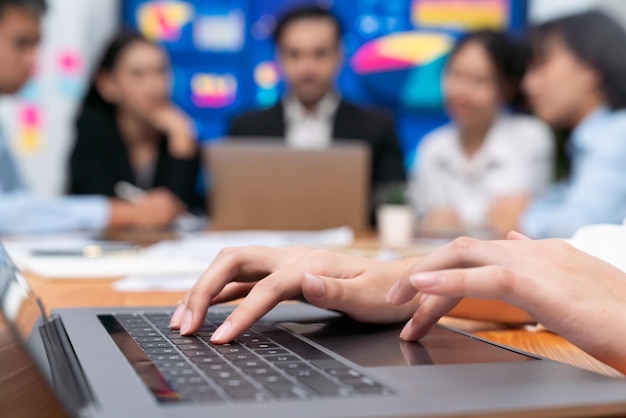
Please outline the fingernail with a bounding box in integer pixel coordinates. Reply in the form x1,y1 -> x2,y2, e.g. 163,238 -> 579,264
385,281 -> 400,304
169,303 -> 186,328
409,272 -> 441,288
211,321 -> 232,343
400,318 -> 414,341
180,309 -> 193,335
417,293 -> 430,306
305,273 -> 325,298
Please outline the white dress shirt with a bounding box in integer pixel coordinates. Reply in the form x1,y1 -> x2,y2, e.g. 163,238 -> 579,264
284,92 -> 340,149
410,113 -> 554,229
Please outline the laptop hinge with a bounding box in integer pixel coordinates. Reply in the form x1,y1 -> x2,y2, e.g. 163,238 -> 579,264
39,307 -> 96,417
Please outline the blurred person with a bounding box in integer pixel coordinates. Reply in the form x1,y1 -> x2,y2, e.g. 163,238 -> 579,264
0,0 -> 184,235
69,30 -> 200,210
410,30 -> 554,234
229,6 -> 406,211
490,10 -> 626,238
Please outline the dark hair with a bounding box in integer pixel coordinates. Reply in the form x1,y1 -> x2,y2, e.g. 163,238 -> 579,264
447,30 -> 529,112
0,0 -> 46,18
529,10 -> 626,110
273,5 -> 342,46
80,30 -> 154,113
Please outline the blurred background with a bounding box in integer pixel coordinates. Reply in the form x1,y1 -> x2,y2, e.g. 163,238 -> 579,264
2,0 -> 625,197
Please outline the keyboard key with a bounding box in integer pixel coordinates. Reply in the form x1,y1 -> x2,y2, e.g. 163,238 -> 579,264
274,361 -> 308,370
284,368 -> 319,378
255,348 -> 289,356
265,354 -> 300,363
200,363 -> 235,374
161,368 -> 198,377
224,353 -> 256,361
132,331 -> 162,337
183,350 -> 217,358
177,344 -> 206,351
140,342 -> 172,349
170,337 -> 202,345
145,347 -> 178,355
190,356 -> 222,365
135,337 -> 166,343
241,366 -> 274,376
233,359 -> 266,369
151,354 -> 182,362
215,346 -> 247,355
248,342 -> 280,350
153,361 -> 188,369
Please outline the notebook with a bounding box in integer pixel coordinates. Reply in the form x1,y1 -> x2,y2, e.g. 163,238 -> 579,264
203,140 -> 370,232
3,243 -> 626,418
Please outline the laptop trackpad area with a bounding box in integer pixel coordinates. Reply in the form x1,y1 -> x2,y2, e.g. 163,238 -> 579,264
281,318 -> 537,367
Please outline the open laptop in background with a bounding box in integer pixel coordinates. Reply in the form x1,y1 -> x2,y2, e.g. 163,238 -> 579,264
4,244 -> 626,418
203,140 -> 370,232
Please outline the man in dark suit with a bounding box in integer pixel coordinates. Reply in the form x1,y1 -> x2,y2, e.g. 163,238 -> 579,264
229,6 -> 406,213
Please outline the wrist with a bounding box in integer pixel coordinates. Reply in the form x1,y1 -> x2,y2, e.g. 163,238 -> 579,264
107,199 -> 137,229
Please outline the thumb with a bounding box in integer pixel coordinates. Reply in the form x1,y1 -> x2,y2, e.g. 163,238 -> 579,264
302,273 -> 347,311
507,230 -> 531,240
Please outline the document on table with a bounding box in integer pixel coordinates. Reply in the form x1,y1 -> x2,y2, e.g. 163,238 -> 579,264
2,227 -> 354,285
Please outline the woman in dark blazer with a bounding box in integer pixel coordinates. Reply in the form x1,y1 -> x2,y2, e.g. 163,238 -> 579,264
69,31 -> 199,209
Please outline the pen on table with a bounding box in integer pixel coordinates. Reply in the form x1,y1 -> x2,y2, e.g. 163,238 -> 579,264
31,243 -> 141,258
114,181 -> 147,203
114,181 -> 204,231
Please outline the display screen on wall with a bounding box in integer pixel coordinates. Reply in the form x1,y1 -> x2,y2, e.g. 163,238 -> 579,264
123,0 -> 527,167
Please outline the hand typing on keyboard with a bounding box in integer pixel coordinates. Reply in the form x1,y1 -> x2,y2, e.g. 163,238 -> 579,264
169,247 -> 420,343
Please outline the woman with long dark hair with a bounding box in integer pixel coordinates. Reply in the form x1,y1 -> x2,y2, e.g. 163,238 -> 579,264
410,30 -> 554,234
491,10 -> 626,238
68,30 -> 199,209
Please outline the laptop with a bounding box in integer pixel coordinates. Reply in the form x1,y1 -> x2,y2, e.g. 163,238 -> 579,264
203,140 -> 370,232
3,245 -> 626,418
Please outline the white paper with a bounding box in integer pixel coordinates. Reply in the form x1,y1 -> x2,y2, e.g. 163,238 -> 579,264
3,227 -> 354,281
567,222 -> 626,272
113,273 -> 200,292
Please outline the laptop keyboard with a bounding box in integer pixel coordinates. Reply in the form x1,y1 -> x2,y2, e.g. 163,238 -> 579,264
100,312 -> 392,404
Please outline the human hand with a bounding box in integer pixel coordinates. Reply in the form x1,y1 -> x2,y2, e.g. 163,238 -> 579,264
170,247 -> 420,343
488,194 -> 529,237
109,188 -> 185,228
386,231 -> 626,373
148,105 -> 197,158
419,208 -> 462,233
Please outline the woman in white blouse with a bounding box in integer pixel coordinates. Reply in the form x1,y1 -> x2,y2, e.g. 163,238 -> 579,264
410,30 -> 554,234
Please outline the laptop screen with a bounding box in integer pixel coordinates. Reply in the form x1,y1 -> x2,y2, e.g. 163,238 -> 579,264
0,244 -> 43,343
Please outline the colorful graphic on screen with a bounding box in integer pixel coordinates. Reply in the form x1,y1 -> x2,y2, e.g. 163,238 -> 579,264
350,31 -> 454,109
191,73 -> 237,108
194,10 -> 245,52
352,31 -> 453,74
57,50 -> 85,99
254,61 -> 281,107
138,1 -> 194,42
411,0 -> 510,30
18,104 -> 41,153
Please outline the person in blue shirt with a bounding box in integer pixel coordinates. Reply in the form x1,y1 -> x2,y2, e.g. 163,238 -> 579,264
0,0 -> 184,235
489,11 -> 626,238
